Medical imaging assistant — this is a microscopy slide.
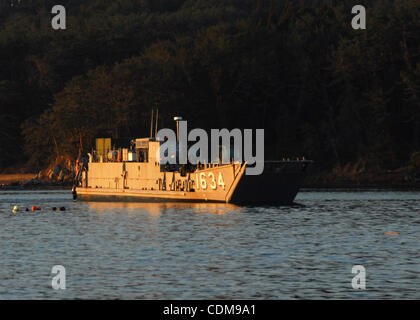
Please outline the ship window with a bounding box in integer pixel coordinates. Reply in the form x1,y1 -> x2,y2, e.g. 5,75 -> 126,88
137,148 -> 149,163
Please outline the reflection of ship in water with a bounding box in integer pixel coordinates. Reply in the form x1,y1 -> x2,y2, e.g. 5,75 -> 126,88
87,202 -> 240,216
74,116 -> 311,205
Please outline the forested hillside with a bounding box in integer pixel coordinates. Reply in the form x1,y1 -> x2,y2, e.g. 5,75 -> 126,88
0,0 -> 419,181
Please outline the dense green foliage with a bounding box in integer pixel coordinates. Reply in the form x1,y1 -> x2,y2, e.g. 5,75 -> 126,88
0,0 -> 419,173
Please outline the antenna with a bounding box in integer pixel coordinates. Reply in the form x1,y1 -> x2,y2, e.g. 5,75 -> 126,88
150,109 -> 154,138
155,107 -> 159,138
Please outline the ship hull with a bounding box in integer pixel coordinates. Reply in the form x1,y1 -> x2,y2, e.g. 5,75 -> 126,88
76,189 -> 225,203
75,161 -> 310,205
229,172 -> 304,205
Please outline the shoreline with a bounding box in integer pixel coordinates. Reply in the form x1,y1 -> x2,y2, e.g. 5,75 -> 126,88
0,174 -> 37,185
302,179 -> 420,190
0,173 -> 73,191
301,185 -> 420,191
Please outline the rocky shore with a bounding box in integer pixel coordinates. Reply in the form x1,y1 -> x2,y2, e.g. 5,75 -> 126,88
303,165 -> 420,189
0,165 -> 75,190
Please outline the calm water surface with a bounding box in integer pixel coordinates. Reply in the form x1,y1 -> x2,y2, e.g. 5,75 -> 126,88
0,189 -> 419,299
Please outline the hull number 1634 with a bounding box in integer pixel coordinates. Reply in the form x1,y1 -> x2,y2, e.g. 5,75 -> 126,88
195,172 -> 225,190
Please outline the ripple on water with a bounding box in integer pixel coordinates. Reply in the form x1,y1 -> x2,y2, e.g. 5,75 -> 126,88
0,189 -> 419,299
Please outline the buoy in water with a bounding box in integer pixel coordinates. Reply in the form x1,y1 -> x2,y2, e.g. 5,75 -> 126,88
12,205 -> 19,213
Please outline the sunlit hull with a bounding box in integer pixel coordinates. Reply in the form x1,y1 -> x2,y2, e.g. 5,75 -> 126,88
76,161 -> 310,205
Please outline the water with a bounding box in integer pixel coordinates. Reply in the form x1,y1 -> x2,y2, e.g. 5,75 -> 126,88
0,189 -> 419,299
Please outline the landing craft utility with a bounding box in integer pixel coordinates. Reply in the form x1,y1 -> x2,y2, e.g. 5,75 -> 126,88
73,115 -> 311,204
